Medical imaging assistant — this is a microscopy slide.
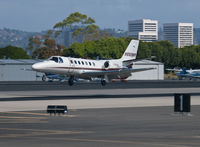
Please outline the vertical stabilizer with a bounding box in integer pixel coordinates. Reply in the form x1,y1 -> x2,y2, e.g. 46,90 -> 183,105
121,40 -> 139,61
181,68 -> 187,74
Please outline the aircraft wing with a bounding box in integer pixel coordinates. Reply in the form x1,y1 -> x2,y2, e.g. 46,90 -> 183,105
166,68 -> 182,72
82,67 -> 155,76
182,74 -> 200,78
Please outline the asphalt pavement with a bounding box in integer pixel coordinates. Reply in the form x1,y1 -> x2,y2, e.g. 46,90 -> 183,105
0,107 -> 200,147
1,80 -> 200,146
1,80 -> 200,91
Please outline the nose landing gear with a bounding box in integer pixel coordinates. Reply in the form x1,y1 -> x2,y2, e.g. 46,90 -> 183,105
68,76 -> 74,86
101,79 -> 107,86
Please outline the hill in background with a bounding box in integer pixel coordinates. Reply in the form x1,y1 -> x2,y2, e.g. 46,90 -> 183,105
0,28 -> 43,49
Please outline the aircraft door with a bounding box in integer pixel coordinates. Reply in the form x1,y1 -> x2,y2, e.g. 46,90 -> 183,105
68,58 -> 74,74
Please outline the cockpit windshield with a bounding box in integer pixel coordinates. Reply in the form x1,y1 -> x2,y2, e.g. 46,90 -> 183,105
49,57 -> 58,63
49,56 -> 63,63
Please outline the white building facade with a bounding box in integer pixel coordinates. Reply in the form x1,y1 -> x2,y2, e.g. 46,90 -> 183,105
128,19 -> 158,42
163,23 -> 193,48
128,60 -> 164,80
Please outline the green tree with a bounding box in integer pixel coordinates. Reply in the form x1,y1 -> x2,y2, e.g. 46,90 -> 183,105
179,45 -> 200,68
63,36 -> 200,69
26,36 -> 42,56
53,12 -> 110,42
137,41 -> 151,59
32,38 -> 65,59
62,37 -> 133,59
28,30 -> 65,59
0,46 -> 30,59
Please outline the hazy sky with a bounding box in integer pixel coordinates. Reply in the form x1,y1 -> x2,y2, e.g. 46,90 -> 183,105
0,0 -> 200,32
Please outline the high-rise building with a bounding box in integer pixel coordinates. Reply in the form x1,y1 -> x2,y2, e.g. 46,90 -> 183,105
163,23 -> 193,48
128,19 -> 158,42
194,28 -> 200,45
158,27 -> 163,41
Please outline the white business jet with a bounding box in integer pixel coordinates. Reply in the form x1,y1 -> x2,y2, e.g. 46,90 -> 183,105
32,40 -> 154,86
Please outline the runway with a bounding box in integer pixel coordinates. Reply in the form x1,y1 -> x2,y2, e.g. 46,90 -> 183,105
1,81 -> 200,146
1,80 -> 200,91
1,81 -> 200,111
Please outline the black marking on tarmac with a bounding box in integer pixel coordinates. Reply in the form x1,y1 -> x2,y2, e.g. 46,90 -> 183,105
1,93 -> 200,101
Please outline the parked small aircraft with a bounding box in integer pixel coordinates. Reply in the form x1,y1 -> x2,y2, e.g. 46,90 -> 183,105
32,40 -> 155,86
176,68 -> 200,80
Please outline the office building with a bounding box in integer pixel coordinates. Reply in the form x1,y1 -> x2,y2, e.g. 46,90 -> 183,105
194,28 -> 200,45
128,19 -> 158,42
163,23 -> 193,48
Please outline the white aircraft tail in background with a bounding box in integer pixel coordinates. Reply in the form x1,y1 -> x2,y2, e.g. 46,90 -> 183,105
32,40 -> 155,86
120,39 -> 139,61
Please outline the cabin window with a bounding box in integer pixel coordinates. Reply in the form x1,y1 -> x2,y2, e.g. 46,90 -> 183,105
70,60 -> 73,64
85,61 -> 88,65
74,60 -> 77,64
50,57 -> 58,63
92,62 -> 95,66
78,61 -> 81,64
89,62 -> 91,66
59,57 -> 63,63
81,61 -> 84,65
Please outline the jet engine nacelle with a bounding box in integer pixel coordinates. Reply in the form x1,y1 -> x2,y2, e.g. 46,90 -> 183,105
104,61 -> 109,68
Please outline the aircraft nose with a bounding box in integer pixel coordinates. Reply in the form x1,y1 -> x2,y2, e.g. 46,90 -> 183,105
32,63 -> 43,71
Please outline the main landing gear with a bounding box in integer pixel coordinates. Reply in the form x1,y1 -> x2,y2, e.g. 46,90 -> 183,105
101,79 -> 107,86
101,75 -> 108,86
68,76 -> 74,86
68,76 -> 107,86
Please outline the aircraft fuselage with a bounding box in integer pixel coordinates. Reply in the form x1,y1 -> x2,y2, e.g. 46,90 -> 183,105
32,56 -> 128,80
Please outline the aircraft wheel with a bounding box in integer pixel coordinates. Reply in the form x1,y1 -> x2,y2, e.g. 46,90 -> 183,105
68,77 -> 74,86
42,75 -> 46,82
101,79 -> 106,86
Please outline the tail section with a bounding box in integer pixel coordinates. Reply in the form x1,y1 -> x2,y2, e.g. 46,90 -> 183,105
180,67 -> 187,74
120,40 -> 139,61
